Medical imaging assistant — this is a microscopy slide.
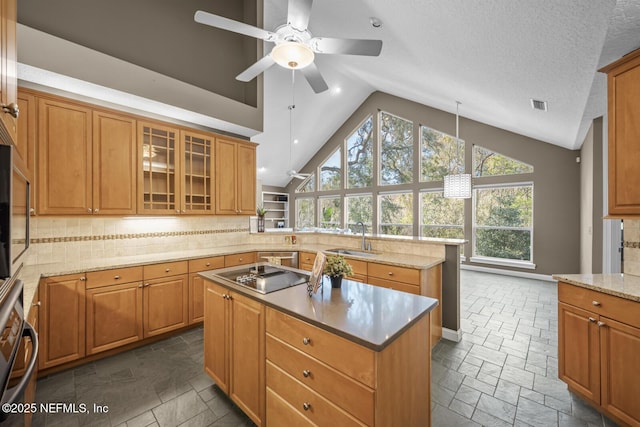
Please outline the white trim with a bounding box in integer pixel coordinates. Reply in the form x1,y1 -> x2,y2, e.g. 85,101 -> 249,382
469,256 -> 536,270
442,328 -> 462,342
462,263 -> 554,282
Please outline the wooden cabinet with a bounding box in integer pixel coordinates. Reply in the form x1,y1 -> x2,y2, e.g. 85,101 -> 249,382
225,251 -> 256,267
15,91 -> 36,202
143,261 -> 189,337
215,137 -> 256,215
299,251 -> 316,271
39,273 -> 86,369
85,267 -> 144,355
204,281 -> 265,426
0,0 -> 17,146
188,256 -> 224,324
138,121 -> 180,214
558,282 -> 640,426
182,130 -> 214,214
601,48 -> 640,216
265,307 -> 430,426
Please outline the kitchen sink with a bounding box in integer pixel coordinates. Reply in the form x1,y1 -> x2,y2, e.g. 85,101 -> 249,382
326,248 -> 377,258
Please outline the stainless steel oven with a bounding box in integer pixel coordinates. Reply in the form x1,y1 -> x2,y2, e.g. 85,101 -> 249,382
256,251 -> 298,269
0,278 -> 38,422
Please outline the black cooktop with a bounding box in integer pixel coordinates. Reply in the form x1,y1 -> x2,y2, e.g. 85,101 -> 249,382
214,264 -> 309,294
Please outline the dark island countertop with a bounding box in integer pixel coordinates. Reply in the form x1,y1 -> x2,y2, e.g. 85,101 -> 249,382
199,268 -> 439,351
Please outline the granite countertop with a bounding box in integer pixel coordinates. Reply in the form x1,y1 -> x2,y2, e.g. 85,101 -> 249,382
199,269 -> 438,351
552,273 -> 640,302
19,244 -> 445,318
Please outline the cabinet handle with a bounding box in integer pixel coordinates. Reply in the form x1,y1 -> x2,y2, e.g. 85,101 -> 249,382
592,301 -> 601,306
114,275 -> 121,280
205,262 -> 211,267
588,317 -> 596,322
29,208 -> 35,215
94,208 -> 99,214
302,337 -> 311,345
144,283 -> 150,287
302,402 -> 311,411
239,258 -> 243,262
165,268 -> 171,272
80,277 -> 86,281
2,102 -> 19,118
32,301 -> 41,307
388,272 -> 394,276
176,209 -> 180,214
181,210 -> 185,213
87,208 -> 92,213
597,321 -> 606,327
302,370 -> 311,378
138,285 -> 143,288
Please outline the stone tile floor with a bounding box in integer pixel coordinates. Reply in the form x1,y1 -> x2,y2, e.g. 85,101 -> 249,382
15,270 -> 620,426
432,270 -> 619,427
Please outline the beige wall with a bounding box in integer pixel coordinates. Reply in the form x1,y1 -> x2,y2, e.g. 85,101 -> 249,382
288,91 -> 582,275
580,124 -> 594,272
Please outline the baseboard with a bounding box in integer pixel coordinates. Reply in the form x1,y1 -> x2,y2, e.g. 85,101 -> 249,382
461,263 -> 555,282
442,327 -> 462,342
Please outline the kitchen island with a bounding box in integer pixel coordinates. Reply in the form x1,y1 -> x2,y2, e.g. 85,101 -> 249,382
200,265 -> 438,427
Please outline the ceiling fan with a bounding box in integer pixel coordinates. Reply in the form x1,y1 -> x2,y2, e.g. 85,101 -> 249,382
194,0 -> 383,93
285,81 -> 310,181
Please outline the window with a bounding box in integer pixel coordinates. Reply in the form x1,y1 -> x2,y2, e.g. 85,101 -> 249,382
420,191 -> 464,238
420,125 -> 464,182
346,194 -> 373,233
346,116 -> 374,188
296,174 -> 316,193
296,198 -> 315,228
473,145 -> 533,177
474,185 -> 533,262
319,196 -> 341,229
379,192 -> 413,236
319,148 -> 341,191
380,111 -> 413,185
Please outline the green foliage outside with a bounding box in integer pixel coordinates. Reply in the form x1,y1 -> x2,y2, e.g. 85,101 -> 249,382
473,146 -> 533,177
420,192 -> 464,239
380,193 -> 413,236
346,195 -> 373,233
347,116 -> 374,188
320,148 -> 341,191
320,197 -> 341,229
421,126 -> 464,182
296,198 -> 314,228
380,112 -> 413,185
296,174 -> 316,193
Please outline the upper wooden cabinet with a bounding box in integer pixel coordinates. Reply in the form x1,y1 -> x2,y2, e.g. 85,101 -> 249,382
0,0 -> 17,146
215,138 -> 256,215
601,48 -> 640,217
182,130 -> 214,214
16,91 -> 36,212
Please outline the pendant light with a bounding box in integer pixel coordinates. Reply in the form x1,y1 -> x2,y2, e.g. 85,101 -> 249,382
443,101 -> 471,199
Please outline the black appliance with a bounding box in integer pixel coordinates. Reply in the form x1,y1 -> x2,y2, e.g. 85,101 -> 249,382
0,145 -> 30,279
0,278 -> 38,421
213,264 -> 309,294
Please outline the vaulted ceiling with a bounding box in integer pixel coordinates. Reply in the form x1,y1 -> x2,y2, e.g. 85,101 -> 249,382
17,0 -> 640,187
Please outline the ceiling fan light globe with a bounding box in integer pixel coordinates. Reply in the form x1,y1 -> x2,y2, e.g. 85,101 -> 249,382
271,42 -> 314,69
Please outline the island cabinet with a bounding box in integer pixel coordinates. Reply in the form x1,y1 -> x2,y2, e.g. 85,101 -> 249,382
38,273 -> 86,370
600,48 -> 640,217
558,282 -> 640,426
188,256 -> 225,324
204,281 -> 265,427
215,137 -> 256,215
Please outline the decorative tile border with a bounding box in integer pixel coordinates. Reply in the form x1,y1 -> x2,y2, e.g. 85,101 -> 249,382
30,228 -> 249,244
624,241 -> 640,249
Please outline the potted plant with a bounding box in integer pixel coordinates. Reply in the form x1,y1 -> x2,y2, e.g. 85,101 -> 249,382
256,206 -> 267,232
323,255 -> 353,288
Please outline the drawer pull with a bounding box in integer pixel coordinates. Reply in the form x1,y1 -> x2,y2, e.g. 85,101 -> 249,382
388,272 -> 393,276
597,321 -> 606,327
302,337 -> 311,345
592,301 -> 601,306
206,262 -> 211,267
588,317 -> 596,323
302,370 -> 311,378
80,277 -> 86,281
303,402 -> 311,411
239,258 -> 243,262
165,268 -> 171,273
114,275 -> 121,280
32,301 -> 41,307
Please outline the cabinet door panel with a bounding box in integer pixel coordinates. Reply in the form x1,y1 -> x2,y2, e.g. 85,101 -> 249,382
86,282 -> 143,354
600,317 -> 640,425
38,98 -> 92,214
0,0 -> 17,145
558,302 -> 600,403
182,130 -> 213,214
189,273 -> 205,324
93,111 -> 137,214
204,282 -> 228,393
15,91 -> 36,183
143,275 -> 188,337
236,143 -> 256,214
215,139 -> 237,215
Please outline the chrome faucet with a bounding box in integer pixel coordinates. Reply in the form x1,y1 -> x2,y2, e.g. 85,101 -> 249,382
356,221 -> 368,251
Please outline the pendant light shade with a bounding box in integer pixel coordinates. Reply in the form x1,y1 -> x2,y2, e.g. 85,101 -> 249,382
444,101 -> 471,199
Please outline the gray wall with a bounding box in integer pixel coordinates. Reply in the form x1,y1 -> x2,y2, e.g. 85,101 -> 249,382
580,117 -> 604,273
287,91 -> 582,276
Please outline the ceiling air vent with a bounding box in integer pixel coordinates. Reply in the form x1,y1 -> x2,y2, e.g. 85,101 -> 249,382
530,99 -> 548,111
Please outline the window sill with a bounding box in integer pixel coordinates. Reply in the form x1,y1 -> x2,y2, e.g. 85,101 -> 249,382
468,256 -> 536,270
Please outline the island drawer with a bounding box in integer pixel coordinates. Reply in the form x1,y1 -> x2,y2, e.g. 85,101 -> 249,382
299,251 -> 317,271
143,261 -> 188,279
266,334 -> 374,425
266,361 -> 367,427
366,276 -> 420,295
367,262 -> 419,284
224,252 -> 256,267
85,266 -> 143,289
266,388 -> 315,427
188,256 -> 224,273
265,308 -> 375,387
558,282 -> 640,328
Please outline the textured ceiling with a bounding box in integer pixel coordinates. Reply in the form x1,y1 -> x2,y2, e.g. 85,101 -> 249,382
16,0 -> 640,187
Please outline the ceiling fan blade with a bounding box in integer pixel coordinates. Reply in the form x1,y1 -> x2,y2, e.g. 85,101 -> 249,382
236,55 -> 276,82
311,37 -> 383,56
195,10 -> 275,41
300,63 -> 329,93
287,0 -> 313,31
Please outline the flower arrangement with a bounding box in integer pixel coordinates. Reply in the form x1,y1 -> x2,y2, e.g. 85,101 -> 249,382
323,255 -> 353,278
256,206 -> 267,216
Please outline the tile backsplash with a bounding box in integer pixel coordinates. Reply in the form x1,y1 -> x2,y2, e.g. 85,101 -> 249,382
624,220 -> 640,276
26,216 -> 250,265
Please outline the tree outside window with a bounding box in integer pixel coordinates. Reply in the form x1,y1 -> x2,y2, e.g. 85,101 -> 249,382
474,185 -> 533,261
296,198 -> 315,228
347,116 -> 374,189
346,195 -> 373,233
380,112 -> 413,185
320,148 -> 341,191
420,191 -> 464,239
379,192 -> 413,236
473,145 -> 533,177
421,125 -> 464,182
319,196 -> 341,229
296,174 -> 316,193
